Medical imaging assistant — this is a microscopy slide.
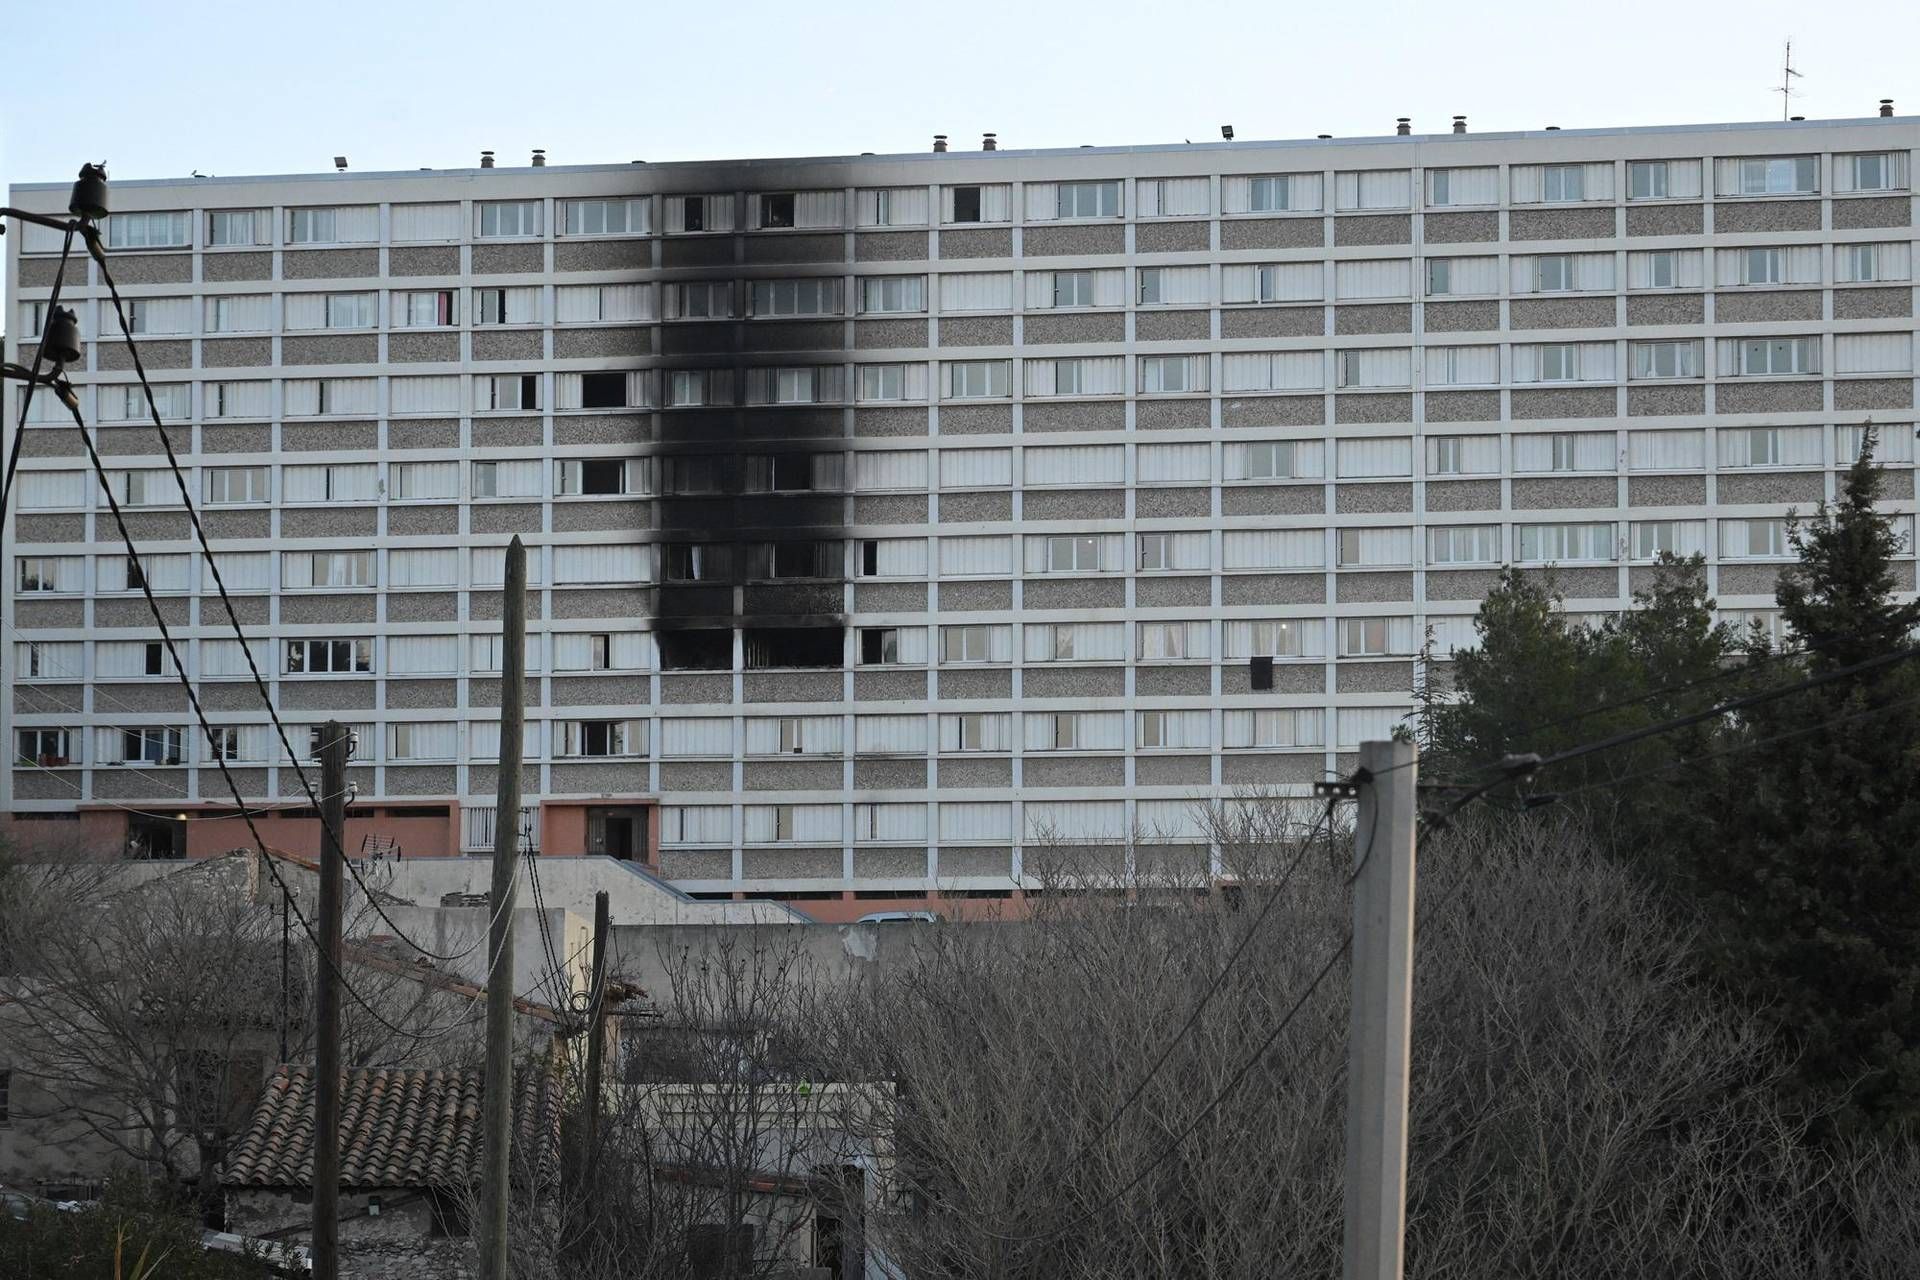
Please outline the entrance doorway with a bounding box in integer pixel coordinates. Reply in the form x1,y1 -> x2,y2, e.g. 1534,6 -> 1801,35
587,806 -> 649,862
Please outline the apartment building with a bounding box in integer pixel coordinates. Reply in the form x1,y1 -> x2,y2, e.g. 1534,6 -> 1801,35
4,112 -> 1916,910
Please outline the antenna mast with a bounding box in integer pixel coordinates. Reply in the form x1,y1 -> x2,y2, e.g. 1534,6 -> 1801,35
1775,39 -> 1802,120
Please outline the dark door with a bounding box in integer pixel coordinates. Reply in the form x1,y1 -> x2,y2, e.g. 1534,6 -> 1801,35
605,816 -> 633,860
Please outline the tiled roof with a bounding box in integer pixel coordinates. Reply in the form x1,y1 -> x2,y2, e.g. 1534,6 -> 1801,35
220,1064 -> 559,1190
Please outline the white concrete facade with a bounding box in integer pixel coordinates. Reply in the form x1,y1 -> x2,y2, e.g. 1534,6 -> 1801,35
4,115 -> 1916,895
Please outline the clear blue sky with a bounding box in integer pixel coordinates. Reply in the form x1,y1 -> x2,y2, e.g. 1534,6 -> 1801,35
3,0 -> 1917,185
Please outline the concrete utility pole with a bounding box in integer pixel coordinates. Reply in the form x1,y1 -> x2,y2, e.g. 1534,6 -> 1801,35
584,889 -> 612,1180
478,536 -> 526,1280
1342,739 -> 1418,1280
313,719 -> 351,1280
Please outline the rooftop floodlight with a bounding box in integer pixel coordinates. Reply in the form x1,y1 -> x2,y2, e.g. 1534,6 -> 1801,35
334,156 -> 348,171
69,163 -> 108,220
1221,124 -> 1234,140
41,307 -> 83,365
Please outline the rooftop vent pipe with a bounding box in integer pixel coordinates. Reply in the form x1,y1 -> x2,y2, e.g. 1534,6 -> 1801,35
480,150 -> 495,168
982,132 -> 997,151
933,134 -> 948,152
1881,99 -> 1895,117
1395,118 -> 1410,135
531,149 -> 546,166
1452,115 -> 1467,133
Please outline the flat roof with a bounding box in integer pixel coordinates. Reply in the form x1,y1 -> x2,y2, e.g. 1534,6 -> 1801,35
9,113 -> 1913,193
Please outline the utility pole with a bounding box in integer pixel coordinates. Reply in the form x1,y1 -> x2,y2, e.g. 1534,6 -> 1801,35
584,889 -> 611,1180
313,719 -> 351,1280
478,536 -> 526,1280
1342,739 -> 1417,1280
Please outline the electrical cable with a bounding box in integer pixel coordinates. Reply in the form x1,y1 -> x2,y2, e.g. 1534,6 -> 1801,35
51,374 -> 482,1045
81,230 -> 481,965
0,221 -> 77,527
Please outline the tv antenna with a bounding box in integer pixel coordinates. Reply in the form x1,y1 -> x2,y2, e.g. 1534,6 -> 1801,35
1774,39 -> 1802,120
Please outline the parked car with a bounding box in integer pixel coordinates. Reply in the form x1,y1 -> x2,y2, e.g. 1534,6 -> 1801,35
856,910 -> 939,925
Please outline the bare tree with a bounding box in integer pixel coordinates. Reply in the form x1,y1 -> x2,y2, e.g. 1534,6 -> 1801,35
814,810 -> 1920,1280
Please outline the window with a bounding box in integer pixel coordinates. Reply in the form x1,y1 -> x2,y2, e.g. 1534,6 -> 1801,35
1737,338 -> 1819,376
105,211 -> 191,248
17,728 -> 71,766
1428,169 -> 1452,206
1139,621 -> 1205,660
1631,520 -> 1704,559
1628,161 -> 1669,200
324,293 -> 374,328
1738,157 -> 1817,195
292,551 -> 377,589
1743,248 -> 1787,285
560,720 -> 643,758
1339,618 -> 1400,658
1631,341 -> 1700,379
1053,271 -> 1095,308
1057,181 -> 1120,218
475,288 -> 539,325
1239,441 -> 1299,480
1538,344 -> 1578,382
398,290 -> 456,326
858,276 -> 925,314
1722,518 -> 1788,559
558,458 -> 643,496
478,200 -> 542,237
117,727 -> 183,766
1045,535 -> 1102,573
1428,525 -> 1500,565
16,557 -> 69,593
563,198 -> 649,235
944,713 -> 1002,752
1516,523 -> 1616,563
205,467 -> 269,504
1140,356 -> 1205,394
286,208 -> 337,244
1535,255 -> 1573,292
480,374 -> 541,410
679,196 -> 706,232
1137,533 -> 1172,570
761,193 -> 797,228
1249,175 -> 1290,212
285,639 -> 372,674
1426,259 -> 1451,295
860,628 -> 900,665
945,361 -> 1009,399
207,209 -> 261,246
942,625 -> 995,663
951,185 -> 983,222
1644,251 -> 1676,289
750,278 -> 841,317
1541,165 -> 1585,202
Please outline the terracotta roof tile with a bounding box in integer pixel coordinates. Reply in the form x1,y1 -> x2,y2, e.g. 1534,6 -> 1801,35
220,1064 -> 559,1190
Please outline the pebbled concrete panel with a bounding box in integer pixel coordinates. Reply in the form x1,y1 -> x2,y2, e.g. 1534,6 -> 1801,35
1220,217 -> 1323,250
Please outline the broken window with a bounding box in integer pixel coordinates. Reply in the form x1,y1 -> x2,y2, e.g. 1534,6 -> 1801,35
763,193 -> 796,228
578,459 -> 627,495
951,186 -> 983,223
744,627 -> 842,670
860,541 -> 879,577
580,372 -> 627,409
663,456 -> 725,495
285,638 -> 372,674
680,197 -> 705,233
662,544 -> 731,582
756,541 -> 836,580
658,630 -> 732,671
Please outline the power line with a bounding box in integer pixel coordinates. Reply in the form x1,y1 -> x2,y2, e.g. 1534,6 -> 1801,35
80,229 -> 480,967
48,374 -> 476,1046
0,221 -> 78,527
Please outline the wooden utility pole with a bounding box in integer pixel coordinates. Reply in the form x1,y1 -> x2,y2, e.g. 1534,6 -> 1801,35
584,889 -> 612,1179
313,719 -> 351,1280
478,536 -> 526,1280
1342,738 -> 1418,1280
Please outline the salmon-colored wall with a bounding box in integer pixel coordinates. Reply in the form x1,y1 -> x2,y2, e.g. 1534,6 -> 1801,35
180,811 -> 457,860
538,801 -> 660,869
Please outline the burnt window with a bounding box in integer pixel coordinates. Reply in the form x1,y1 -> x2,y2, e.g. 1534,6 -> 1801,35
663,544 -> 730,582
658,630 -> 732,671
766,541 -> 832,579
771,455 -> 813,491
578,459 -> 626,495
144,642 -> 165,676
860,540 -> 879,576
1250,656 -> 1274,691
681,197 -> 705,232
580,372 -> 628,409
763,193 -> 796,228
952,186 -> 983,223
744,627 -> 842,670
